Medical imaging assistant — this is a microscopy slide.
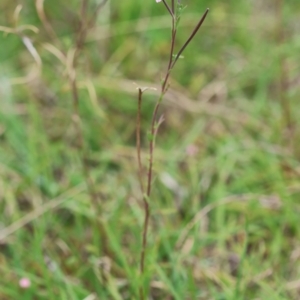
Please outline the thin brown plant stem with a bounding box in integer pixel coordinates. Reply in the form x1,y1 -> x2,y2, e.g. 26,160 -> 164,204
162,26 -> 176,92
172,8 -> 209,68
139,6 -> 177,298
137,89 -> 145,193
146,97 -> 161,198
161,4 -> 177,93
162,0 -> 173,17
138,6 -> 209,299
171,0 -> 175,14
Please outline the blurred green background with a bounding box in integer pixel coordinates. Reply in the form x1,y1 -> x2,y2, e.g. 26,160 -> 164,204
0,0 -> 300,299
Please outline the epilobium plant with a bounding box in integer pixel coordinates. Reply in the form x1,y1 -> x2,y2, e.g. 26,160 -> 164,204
136,0 -> 209,298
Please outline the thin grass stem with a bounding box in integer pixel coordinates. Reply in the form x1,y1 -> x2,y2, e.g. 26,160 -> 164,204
162,0 -> 174,17
138,5 -> 209,299
137,89 -> 145,193
172,8 -> 209,68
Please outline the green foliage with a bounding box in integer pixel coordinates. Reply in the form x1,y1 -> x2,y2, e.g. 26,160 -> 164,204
0,0 -> 300,299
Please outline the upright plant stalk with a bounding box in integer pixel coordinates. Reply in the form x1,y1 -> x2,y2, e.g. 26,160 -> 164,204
137,2 -> 209,298
136,88 -> 145,194
35,0 -> 108,210
36,0 -> 110,256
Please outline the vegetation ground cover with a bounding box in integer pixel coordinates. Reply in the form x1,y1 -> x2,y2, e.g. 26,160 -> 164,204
0,0 -> 300,299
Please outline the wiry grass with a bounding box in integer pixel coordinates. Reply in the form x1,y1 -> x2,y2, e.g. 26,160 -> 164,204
0,0 -> 300,299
